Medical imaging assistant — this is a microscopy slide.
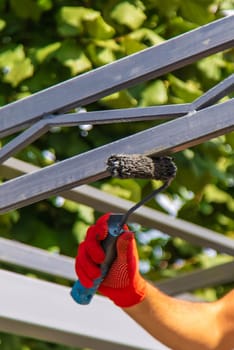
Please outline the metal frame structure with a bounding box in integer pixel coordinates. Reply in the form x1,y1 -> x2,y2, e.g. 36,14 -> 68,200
0,15 -> 234,350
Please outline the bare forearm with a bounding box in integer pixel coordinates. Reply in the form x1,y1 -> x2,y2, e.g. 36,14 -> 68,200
75,214 -> 233,347
124,283 -> 233,350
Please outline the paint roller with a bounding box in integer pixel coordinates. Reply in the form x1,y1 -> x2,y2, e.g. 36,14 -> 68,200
71,154 -> 177,305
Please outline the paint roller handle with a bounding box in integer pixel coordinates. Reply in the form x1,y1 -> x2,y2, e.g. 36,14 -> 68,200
71,214 -> 124,305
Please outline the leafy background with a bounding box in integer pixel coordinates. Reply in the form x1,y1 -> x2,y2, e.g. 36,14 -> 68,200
0,0 -> 234,349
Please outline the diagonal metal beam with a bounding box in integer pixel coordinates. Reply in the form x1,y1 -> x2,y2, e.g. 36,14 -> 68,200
0,104 -> 189,164
157,260 -> 234,295
1,72 -> 234,165
2,71 -> 234,165
192,74 -> 234,110
0,269 -> 166,350
0,16 -> 233,138
1,158 -> 234,255
48,104 -> 189,126
0,98 -> 233,214
0,120 -> 48,164
0,237 -> 76,281
0,237 -> 233,294
192,73 -> 234,110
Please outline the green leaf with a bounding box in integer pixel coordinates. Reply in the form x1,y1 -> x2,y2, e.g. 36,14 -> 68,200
63,200 -> 94,222
140,80 -> 168,106
168,16 -> 198,37
197,54 -> 226,81
102,178 -> 142,202
55,39 -> 92,75
179,0 -> 215,25
204,184 -> 234,211
63,200 -> 81,213
127,28 -> 164,46
153,0 -> 180,18
0,45 -> 34,87
30,42 -> 61,64
83,13 -> 115,39
0,94 -> 6,106
175,150 -> 214,193
0,333 -> 23,350
56,6 -> 92,37
86,43 -> 116,66
225,132 -> 234,149
120,28 -> 164,54
56,6 -> 114,39
10,0 -> 42,21
0,44 -> 25,63
72,221 -> 89,243
14,91 -> 31,100
23,63 -> 67,93
77,204 -> 94,224
111,1 -> 146,30
37,0 -> 53,11
0,19 -> 6,31
169,74 -> 202,102
173,237 -> 201,258
0,211 -> 19,237
100,90 -> 137,108
121,37 -> 146,55
94,39 -> 121,51
218,0 -> 234,11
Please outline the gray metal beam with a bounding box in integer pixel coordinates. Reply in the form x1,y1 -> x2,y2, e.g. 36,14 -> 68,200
0,237 -> 233,294
0,15 -> 233,138
1,158 -> 234,255
1,72 -> 234,165
0,269 -> 169,350
157,260 -> 234,295
0,237 -> 76,281
0,98 -> 233,214
0,104 -> 189,164
192,73 -> 234,110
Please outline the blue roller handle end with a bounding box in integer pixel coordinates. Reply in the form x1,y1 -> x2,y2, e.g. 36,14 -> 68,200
71,276 -> 103,305
71,213 -> 124,305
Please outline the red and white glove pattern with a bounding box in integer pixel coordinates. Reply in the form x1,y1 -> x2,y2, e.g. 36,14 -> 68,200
75,213 -> 147,307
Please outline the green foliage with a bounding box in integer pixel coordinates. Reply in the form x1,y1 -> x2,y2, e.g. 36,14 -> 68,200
55,39 -> 92,75
110,1 -> 146,30
56,6 -> 115,39
0,44 -> 34,86
140,80 -> 168,106
0,0 -> 234,347
0,333 -> 83,350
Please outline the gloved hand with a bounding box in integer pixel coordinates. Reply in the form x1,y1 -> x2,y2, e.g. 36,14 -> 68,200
75,213 -> 147,307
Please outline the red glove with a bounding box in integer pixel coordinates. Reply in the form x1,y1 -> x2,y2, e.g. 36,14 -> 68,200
75,213 -> 147,307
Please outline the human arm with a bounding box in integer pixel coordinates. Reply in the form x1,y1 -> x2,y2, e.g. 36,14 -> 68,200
124,283 -> 234,350
75,213 -> 234,350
